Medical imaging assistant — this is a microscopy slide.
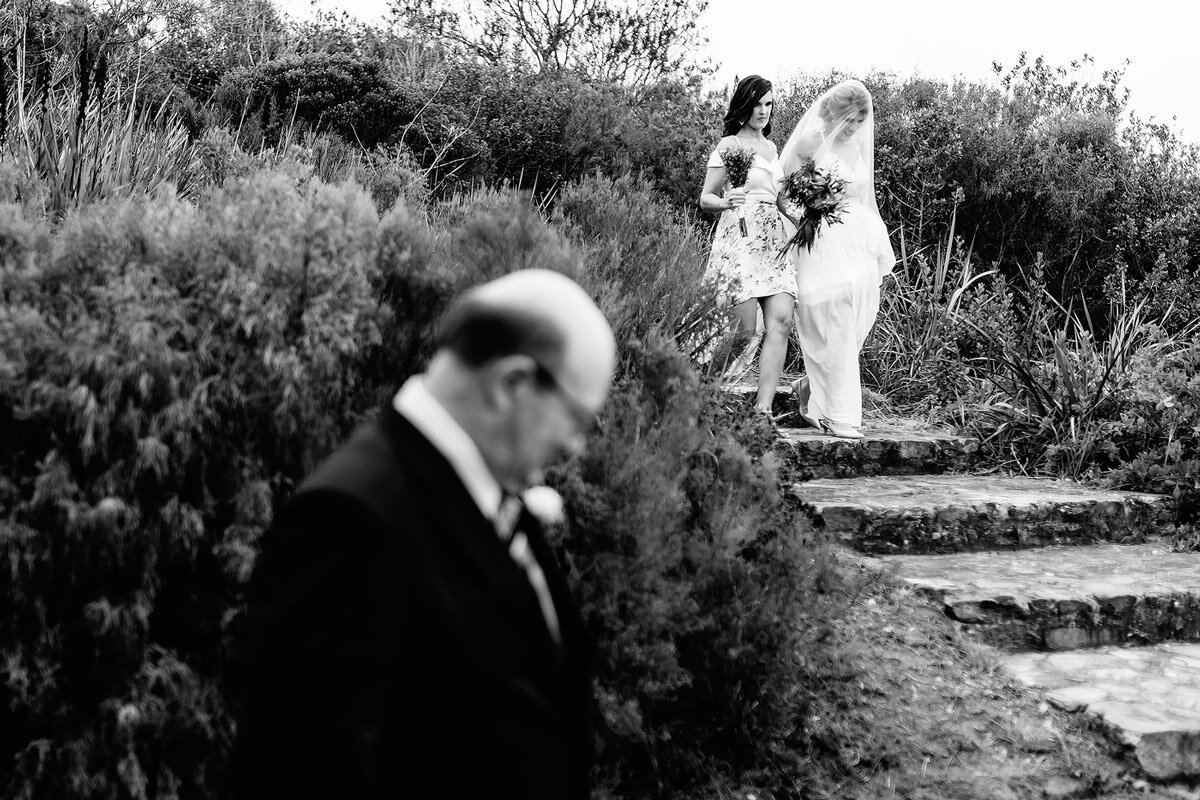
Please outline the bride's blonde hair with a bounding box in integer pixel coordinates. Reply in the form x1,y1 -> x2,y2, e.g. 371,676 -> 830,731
819,81 -> 871,124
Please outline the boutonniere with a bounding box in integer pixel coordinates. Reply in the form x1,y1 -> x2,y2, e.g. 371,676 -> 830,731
522,486 -> 565,526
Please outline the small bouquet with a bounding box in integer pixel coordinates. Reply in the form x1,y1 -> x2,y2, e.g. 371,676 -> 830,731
779,155 -> 848,253
719,145 -> 756,236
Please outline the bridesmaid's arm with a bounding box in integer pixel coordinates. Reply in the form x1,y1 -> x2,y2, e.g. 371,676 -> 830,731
700,166 -> 740,214
699,136 -> 746,214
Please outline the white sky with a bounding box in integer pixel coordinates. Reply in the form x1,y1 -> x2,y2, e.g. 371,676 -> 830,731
276,0 -> 1198,142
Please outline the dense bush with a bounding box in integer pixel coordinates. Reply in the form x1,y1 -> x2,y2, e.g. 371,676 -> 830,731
554,173 -> 719,355
1,159 -> 849,799
0,170 -> 390,796
546,173 -> 847,798
1109,342 -> 1200,513
212,53 -> 492,193
24,0 -> 1199,322
12,0 -> 1200,314
561,343 -> 844,798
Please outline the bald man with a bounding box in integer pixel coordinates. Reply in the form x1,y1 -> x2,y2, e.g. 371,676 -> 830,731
231,270 -> 617,800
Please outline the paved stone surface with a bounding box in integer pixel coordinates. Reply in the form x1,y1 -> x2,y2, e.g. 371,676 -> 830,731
874,543 -> 1200,651
775,425 -> 979,479
1004,644 -> 1200,780
757,393 -> 1194,781
792,475 -> 1172,554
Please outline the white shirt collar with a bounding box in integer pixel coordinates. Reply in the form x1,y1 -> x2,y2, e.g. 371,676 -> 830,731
393,376 -> 503,522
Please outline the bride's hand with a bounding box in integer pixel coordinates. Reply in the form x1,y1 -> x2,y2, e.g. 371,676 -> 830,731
725,188 -> 746,209
787,202 -> 805,225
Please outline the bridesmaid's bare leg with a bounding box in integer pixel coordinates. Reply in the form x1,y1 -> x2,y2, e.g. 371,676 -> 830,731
719,298 -> 762,386
754,293 -> 796,413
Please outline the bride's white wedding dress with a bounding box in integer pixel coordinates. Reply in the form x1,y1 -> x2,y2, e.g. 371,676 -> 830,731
789,149 -> 894,427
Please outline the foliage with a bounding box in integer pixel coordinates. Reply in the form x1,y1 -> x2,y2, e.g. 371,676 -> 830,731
541,174 -> 847,796
11,2 -> 1200,311
4,7 -> 200,216
560,341 -> 844,799
553,173 -> 720,359
152,0 -> 288,101
0,170 -> 389,798
1,164 -> 849,800
1106,343 -> 1200,547
937,259 -> 1199,483
213,52 -> 491,192
391,0 -> 711,86
1106,116 -> 1200,327
864,199 -> 998,413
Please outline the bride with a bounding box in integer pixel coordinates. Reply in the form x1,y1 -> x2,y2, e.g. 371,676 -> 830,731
777,79 -> 895,439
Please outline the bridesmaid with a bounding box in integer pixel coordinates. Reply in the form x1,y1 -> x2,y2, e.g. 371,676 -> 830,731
699,75 -> 794,417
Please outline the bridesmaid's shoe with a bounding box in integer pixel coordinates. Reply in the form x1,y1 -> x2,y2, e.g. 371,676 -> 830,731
819,420 -> 864,440
790,376 -> 819,429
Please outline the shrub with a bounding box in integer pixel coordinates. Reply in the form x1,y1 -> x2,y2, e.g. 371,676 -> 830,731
559,337 -> 844,798
213,53 -> 491,192
546,174 -> 852,796
0,171 -> 389,798
214,53 -> 391,145
553,173 -> 722,364
2,169 -> 852,800
948,271 -> 1196,480
1107,343 -> 1200,544
4,68 -> 198,216
351,146 -> 429,214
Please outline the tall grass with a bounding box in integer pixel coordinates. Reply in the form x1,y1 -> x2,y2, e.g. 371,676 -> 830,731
864,197 -> 1200,488
5,26 -> 197,214
865,200 -> 995,414
956,287 -> 1198,478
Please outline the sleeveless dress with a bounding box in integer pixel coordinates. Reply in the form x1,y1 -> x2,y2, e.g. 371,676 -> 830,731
788,150 -> 895,427
703,147 -> 793,306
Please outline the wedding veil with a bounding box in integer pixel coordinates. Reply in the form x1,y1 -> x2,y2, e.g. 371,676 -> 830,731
778,79 -> 882,220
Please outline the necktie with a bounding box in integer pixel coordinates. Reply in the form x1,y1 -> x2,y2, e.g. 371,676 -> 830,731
495,493 -> 562,646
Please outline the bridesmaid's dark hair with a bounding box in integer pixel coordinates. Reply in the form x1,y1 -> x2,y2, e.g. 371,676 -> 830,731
723,75 -> 774,137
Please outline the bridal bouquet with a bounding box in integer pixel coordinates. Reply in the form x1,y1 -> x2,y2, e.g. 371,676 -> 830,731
779,156 -> 848,253
719,145 -> 756,236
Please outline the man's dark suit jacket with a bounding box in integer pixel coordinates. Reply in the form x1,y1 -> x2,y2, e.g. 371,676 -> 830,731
231,402 -> 595,800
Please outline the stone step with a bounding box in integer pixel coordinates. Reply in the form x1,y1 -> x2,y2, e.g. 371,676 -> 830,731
724,381 -> 796,419
875,542 -> 1200,651
724,381 -> 980,478
774,425 -> 979,479
1004,644 -> 1200,781
791,475 -> 1172,554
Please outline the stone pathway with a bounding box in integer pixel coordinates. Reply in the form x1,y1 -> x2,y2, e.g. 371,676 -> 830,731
775,425 -> 977,479
763,400 -> 1196,781
873,543 -> 1200,651
1006,644 -> 1200,780
793,474 -> 1171,554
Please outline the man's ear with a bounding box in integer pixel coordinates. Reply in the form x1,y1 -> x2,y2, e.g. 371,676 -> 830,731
482,354 -> 539,411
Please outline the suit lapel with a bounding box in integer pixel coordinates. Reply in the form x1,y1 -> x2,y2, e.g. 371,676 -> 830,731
377,404 -> 564,655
